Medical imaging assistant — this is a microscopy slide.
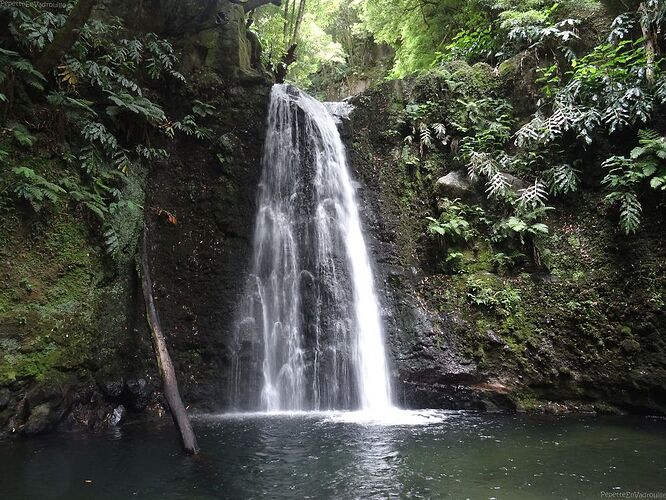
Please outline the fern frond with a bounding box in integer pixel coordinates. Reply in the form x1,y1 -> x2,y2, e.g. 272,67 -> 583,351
192,100 -> 216,117
432,122 -> 447,143
419,122 -> 432,155
486,171 -> 510,199
518,180 -> 548,210
8,122 -> 36,147
638,129 -> 661,143
515,115 -> 545,147
618,192 -> 642,234
103,225 -> 121,257
546,164 -> 580,195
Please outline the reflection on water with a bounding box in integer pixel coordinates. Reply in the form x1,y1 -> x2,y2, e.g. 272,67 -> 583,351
1,412 -> 665,499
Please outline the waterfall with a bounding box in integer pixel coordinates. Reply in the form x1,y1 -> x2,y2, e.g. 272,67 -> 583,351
231,84 -> 393,413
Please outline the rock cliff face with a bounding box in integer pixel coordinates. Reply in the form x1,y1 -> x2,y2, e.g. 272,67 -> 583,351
0,0 -> 271,436
346,74 -> 666,415
144,65 -> 270,412
112,0 -> 273,414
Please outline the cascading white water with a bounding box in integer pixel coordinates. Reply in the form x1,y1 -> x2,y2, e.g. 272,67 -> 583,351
231,84 -> 392,413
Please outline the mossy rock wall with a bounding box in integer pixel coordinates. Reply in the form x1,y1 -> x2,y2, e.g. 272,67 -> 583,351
347,69 -> 666,415
0,0 -> 271,435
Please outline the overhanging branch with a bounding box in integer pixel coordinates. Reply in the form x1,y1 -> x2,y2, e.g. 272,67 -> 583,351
229,0 -> 282,12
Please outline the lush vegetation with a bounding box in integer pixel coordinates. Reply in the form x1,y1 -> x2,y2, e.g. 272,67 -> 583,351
0,3 -> 214,261
249,0 -> 665,259
3,0 -> 665,269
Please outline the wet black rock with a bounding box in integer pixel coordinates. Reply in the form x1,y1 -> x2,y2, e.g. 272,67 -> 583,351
110,405 -> 126,426
20,384 -> 73,436
0,388 -> 10,410
100,378 -> 125,399
22,404 -> 56,436
125,378 -> 152,412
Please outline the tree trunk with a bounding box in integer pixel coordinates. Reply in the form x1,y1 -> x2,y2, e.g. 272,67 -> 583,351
139,228 -> 200,455
286,0 -> 297,46
274,43 -> 297,83
282,0 -> 291,44
639,1 -> 661,86
34,0 -> 97,76
290,0 -> 306,47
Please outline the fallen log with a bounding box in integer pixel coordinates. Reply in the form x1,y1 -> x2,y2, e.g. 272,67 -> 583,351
139,228 -> 199,455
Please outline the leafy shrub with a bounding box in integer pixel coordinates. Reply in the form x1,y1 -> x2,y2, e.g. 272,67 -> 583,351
436,26 -> 499,64
602,129 -> 666,233
427,198 -> 483,242
12,167 -> 66,211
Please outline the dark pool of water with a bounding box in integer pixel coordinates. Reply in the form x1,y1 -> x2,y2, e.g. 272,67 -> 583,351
1,410 -> 665,499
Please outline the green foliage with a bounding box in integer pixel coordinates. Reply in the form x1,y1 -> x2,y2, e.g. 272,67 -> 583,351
473,2 -> 666,236
173,114 -> 213,140
0,47 -> 46,92
103,225 -> 121,257
426,198 -> 477,242
253,0 -> 345,87
0,10 -> 209,262
46,92 -> 97,117
466,277 -> 521,316
357,0 -> 493,76
602,130 -> 666,233
444,250 -> 466,272
105,91 -> 166,124
494,206 -> 552,245
501,4 -> 580,61
517,179 -> 549,210
5,7 -> 66,53
604,190 -> 643,234
456,97 -> 515,153
426,200 -> 495,275
7,122 -> 36,146
143,32 -> 185,82
518,38 -> 659,148
437,27 -> 499,65
192,100 -> 216,117
402,65 -> 553,257
12,167 -> 66,211
544,164 -> 581,195
402,101 -> 448,155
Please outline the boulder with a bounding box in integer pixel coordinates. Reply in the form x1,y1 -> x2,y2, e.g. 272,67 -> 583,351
504,172 -> 528,191
125,378 -> 152,411
22,404 -> 54,436
99,378 -> 124,399
435,170 -> 475,199
22,400 -> 70,436
19,383 -> 74,435
110,405 -> 126,426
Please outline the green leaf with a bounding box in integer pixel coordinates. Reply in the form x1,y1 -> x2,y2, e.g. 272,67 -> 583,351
531,223 -> 549,234
630,146 -> 646,159
650,176 -> 666,190
506,217 -> 527,233
428,224 -> 446,236
8,123 -> 36,147
641,164 -> 657,177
